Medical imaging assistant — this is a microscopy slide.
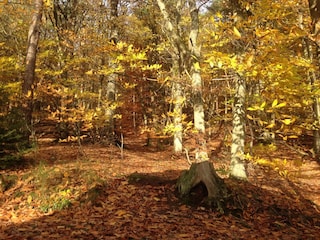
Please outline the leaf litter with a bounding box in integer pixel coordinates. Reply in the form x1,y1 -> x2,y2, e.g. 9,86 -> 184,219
0,136 -> 319,239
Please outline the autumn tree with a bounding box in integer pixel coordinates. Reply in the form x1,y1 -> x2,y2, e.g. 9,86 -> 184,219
0,2 -> 38,165
105,0 -> 119,136
230,75 -> 247,179
308,0 -> 320,162
225,0 -> 250,179
203,0 -> 318,176
155,0 -> 228,207
155,0 -> 185,153
23,0 -> 43,139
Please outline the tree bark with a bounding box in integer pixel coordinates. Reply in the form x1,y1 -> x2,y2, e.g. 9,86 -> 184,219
156,0 -> 186,153
22,0 -> 43,137
309,0 -> 320,46
230,76 -> 247,179
154,0 -> 228,209
176,161 -> 228,211
308,0 -> 320,162
189,0 -> 208,162
172,81 -> 183,153
106,0 -> 119,135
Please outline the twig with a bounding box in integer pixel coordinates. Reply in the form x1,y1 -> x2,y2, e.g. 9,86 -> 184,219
282,141 -> 310,157
184,148 -> 192,165
117,132 -> 124,160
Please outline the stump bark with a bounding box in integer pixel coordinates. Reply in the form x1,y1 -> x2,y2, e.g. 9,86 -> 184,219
176,161 -> 228,211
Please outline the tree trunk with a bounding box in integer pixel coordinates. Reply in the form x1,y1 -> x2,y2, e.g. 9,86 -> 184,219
22,0 -> 43,137
189,0 -> 208,162
172,81 -> 183,153
156,0 -> 186,153
307,54 -> 320,161
230,76 -> 247,179
308,0 -> 320,162
176,0 -> 228,209
106,0 -> 119,136
313,98 -> 320,161
308,0 -> 320,46
176,161 -> 228,211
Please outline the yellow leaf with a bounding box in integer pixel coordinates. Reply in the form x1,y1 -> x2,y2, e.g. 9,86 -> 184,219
127,44 -> 134,53
194,62 -> 201,70
216,12 -> 223,19
246,54 -> 254,67
274,102 -> 287,108
233,26 -> 242,38
230,56 -> 238,68
117,41 -> 126,50
260,101 -> 266,110
26,90 -> 32,98
27,195 -> 32,204
272,99 -> 278,108
217,61 -> 223,68
246,114 -> 254,120
247,106 -> 258,111
282,119 -> 292,125
288,135 -> 299,138
266,123 -> 275,129
85,70 -> 94,75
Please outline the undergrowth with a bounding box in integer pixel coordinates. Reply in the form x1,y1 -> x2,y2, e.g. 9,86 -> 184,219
4,161 -> 109,213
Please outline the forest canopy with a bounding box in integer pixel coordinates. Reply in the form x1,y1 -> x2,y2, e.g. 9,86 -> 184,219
0,0 -> 319,165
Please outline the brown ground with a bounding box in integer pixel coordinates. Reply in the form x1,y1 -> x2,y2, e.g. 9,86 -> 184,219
0,133 -> 319,239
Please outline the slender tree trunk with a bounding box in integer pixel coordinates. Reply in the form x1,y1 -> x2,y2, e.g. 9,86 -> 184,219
308,0 -> 320,162
106,0 -> 119,136
230,76 -> 247,179
312,78 -> 320,161
189,0 -> 208,162
22,0 -> 43,138
156,0 -> 185,153
172,81 -> 183,153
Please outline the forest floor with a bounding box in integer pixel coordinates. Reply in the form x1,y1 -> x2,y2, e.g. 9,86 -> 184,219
0,133 -> 320,239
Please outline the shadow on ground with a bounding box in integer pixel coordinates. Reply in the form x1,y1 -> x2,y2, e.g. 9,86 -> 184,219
1,169 -> 320,240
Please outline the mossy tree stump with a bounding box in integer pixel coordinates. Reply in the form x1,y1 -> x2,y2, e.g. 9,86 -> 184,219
176,161 -> 228,211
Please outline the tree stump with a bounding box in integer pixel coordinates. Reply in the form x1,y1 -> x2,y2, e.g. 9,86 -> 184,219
176,161 -> 228,211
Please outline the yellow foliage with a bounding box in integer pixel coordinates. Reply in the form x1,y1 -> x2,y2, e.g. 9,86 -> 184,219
274,102 -> 287,109
265,123 -> 275,129
233,26 -> 242,38
193,62 -> 201,71
281,118 -> 295,125
251,156 -> 290,178
272,99 -> 278,108
246,54 -> 254,68
141,64 -> 162,71
246,114 -> 254,120
43,0 -> 53,9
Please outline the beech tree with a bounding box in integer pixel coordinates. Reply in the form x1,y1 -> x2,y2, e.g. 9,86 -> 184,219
156,0 -> 227,208
155,0 -> 185,153
106,0 -> 119,135
308,0 -> 320,162
23,0 -> 43,139
230,76 -> 247,179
